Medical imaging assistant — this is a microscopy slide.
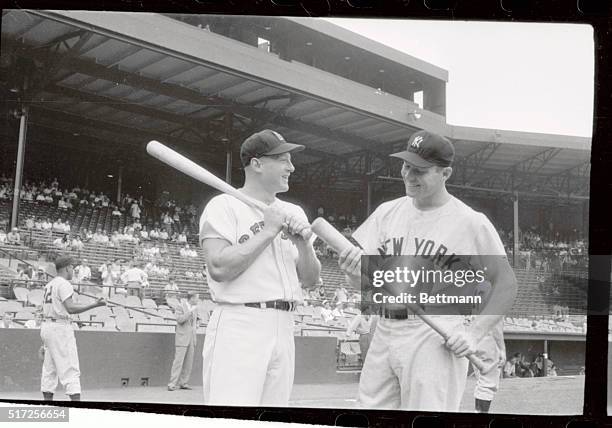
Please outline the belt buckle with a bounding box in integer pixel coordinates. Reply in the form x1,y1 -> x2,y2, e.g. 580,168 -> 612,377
260,302 -> 266,309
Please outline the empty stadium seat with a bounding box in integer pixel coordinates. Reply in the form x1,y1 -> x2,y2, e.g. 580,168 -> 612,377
12,287 -> 29,303
0,300 -> 23,314
115,315 -> 135,332
126,296 -> 142,307
142,298 -> 157,309
27,289 -> 44,306
15,310 -> 35,320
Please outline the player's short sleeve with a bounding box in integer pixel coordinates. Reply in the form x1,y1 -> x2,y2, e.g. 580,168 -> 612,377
474,214 -> 506,256
57,280 -> 74,303
199,196 -> 237,245
351,209 -> 382,254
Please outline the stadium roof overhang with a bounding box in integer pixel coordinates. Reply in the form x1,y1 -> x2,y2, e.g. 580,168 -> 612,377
0,10 -> 591,200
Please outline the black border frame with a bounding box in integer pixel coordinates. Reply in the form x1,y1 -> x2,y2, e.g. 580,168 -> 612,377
0,0 -> 610,426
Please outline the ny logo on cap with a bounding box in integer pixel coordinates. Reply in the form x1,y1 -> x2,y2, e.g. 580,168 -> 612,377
411,135 -> 424,149
271,131 -> 286,142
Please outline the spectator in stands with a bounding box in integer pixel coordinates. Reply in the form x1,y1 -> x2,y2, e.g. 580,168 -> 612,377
1,313 -> 15,328
314,280 -> 326,300
320,301 -> 334,323
160,243 -> 170,257
177,231 -> 187,244
121,261 -> 148,298
111,205 -> 122,217
162,212 -> 173,233
516,354 -> 534,377
98,260 -> 114,297
503,353 -> 519,378
84,229 -> 94,241
71,235 -> 85,252
52,219 -> 64,232
58,198 -> 69,210
184,270 -> 195,279
53,234 -> 70,250
149,228 -> 160,240
140,226 -> 149,240
159,229 -> 169,240
33,266 -> 47,282
167,291 -> 199,391
25,216 -> 35,229
74,259 -> 92,284
7,227 -> 21,245
332,302 -> 345,318
163,279 -> 180,304
34,218 -> 43,230
41,218 -> 53,231
179,244 -> 195,258
133,219 -> 142,231
44,194 -> 54,204
35,193 -> 46,203
0,228 -> 7,244
109,231 -> 120,247
531,354 -> 545,377
130,201 -> 141,222
16,266 -> 32,281
25,311 -> 44,329
333,286 -> 348,306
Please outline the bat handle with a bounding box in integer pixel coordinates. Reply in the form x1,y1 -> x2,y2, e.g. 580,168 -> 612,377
468,353 -> 497,374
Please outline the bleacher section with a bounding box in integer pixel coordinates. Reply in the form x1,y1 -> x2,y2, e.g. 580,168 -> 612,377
0,196 -> 590,370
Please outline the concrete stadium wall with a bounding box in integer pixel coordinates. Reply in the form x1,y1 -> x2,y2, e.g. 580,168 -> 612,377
0,330 -> 349,392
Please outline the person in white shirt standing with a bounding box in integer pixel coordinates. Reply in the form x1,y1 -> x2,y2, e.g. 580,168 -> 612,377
40,256 -> 105,401
199,129 -> 320,406
120,261 -> 148,298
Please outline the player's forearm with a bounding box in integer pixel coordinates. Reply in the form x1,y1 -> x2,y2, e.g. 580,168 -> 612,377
470,273 -> 517,342
66,302 -> 101,315
295,242 -> 321,287
207,230 -> 278,282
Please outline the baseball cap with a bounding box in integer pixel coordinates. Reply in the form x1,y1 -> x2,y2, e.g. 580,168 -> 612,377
240,130 -> 305,167
390,130 -> 455,168
55,255 -> 77,271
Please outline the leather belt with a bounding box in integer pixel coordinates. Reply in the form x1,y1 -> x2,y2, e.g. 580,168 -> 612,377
380,307 -> 419,320
44,318 -> 71,323
244,300 -> 296,312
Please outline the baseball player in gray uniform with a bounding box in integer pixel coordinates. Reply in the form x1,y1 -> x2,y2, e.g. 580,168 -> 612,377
199,129 -> 321,406
338,130 -> 517,412
41,256 -> 106,401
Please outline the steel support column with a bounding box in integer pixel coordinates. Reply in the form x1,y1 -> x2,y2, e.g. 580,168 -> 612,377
513,191 -> 519,268
224,112 -> 233,185
10,107 -> 28,230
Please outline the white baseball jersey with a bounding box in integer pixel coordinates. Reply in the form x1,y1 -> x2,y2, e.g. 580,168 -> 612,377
43,277 -> 73,320
199,194 -> 307,304
351,195 -> 507,412
353,195 -> 506,260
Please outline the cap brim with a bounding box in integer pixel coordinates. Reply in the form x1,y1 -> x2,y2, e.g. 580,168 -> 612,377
389,151 -> 436,168
265,142 -> 305,156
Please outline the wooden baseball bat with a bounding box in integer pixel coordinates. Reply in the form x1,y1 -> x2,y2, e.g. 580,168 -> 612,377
146,140 -> 311,239
310,217 -> 496,374
147,140 -> 267,211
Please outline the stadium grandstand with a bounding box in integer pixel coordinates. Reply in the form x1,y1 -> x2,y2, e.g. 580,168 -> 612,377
0,11 -> 589,390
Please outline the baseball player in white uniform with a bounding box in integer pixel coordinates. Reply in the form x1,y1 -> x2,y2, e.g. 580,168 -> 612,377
338,130 -> 517,412
467,281 -> 505,413
41,256 -> 106,401
199,129 -> 321,407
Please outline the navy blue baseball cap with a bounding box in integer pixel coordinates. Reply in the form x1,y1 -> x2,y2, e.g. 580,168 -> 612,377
240,130 -> 305,167
390,130 -> 455,168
